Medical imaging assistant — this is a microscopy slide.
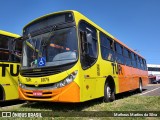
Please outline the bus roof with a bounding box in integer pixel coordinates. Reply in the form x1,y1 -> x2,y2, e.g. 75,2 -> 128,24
23,10 -> 144,59
0,30 -> 20,38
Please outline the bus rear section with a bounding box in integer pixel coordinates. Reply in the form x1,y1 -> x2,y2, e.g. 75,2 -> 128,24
0,30 -> 22,101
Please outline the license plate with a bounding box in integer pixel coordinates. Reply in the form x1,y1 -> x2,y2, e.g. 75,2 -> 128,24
33,91 -> 42,96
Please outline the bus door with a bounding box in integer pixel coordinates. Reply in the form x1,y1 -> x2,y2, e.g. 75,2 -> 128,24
79,21 -> 98,100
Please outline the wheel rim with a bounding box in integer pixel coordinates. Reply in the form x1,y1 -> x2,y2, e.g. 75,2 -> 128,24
107,86 -> 111,98
140,82 -> 142,91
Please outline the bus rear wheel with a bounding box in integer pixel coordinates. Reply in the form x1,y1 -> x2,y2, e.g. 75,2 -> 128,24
138,80 -> 143,93
104,83 -> 115,102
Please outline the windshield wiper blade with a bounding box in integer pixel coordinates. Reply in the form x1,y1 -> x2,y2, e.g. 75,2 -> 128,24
41,25 -> 57,47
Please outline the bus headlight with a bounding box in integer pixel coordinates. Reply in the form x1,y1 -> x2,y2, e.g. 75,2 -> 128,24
18,80 -> 26,89
55,70 -> 78,88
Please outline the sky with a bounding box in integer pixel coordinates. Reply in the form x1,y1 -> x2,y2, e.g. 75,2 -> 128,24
0,0 -> 160,64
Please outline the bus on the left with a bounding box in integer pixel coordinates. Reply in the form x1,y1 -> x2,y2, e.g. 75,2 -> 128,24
0,30 -> 22,101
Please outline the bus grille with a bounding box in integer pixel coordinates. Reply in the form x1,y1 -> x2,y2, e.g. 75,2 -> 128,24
25,83 -> 55,88
21,70 -> 62,77
23,82 -> 58,91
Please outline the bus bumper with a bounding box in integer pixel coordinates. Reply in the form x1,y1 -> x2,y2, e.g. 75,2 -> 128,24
18,82 -> 80,102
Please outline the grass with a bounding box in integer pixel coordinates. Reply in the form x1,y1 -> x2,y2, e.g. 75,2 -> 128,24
0,92 -> 160,120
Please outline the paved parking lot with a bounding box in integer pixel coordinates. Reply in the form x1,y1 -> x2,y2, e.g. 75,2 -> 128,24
140,84 -> 160,96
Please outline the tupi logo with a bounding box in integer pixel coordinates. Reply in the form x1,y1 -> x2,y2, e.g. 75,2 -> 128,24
0,64 -> 20,77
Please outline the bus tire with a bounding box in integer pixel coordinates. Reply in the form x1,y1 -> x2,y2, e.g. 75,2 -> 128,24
138,80 -> 143,93
104,83 -> 115,102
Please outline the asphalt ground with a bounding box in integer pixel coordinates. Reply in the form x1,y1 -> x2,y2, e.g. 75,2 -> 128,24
140,84 -> 160,96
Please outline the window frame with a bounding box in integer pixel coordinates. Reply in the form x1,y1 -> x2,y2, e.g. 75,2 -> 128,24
78,20 -> 98,69
123,47 -> 132,66
0,34 -> 21,63
114,42 -> 125,65
131,52 -> 137,68
100,32 -> 115,62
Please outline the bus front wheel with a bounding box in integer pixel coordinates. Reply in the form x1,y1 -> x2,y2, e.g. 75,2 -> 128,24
104,83 -> 115,102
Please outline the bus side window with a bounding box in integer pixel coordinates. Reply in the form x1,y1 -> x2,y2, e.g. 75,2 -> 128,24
0,35 -> 9,49
79,21 -> 98,68
0,35 -> 10,61
100,32 -> 115,61
142,59 -> 147,70
143,59 -> 147,70
123,47 -> 132,66
140,58 -> 143,70
136,56 -> 141,69
0,51 -> 10,61
128,50 -> 132,66
115,42 -> 124,64
11,39 -> 22,62
131,52 -> 137,68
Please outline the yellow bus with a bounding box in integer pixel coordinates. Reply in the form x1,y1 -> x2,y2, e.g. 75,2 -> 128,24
0,30 -> 22,101
18,10 -> 148,102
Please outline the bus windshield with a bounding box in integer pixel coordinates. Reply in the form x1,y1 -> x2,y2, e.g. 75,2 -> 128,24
22,27 -> 78,69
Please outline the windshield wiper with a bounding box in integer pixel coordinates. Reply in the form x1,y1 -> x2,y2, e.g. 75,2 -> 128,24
39,26 -> 57,60
41,25 -> 57,47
